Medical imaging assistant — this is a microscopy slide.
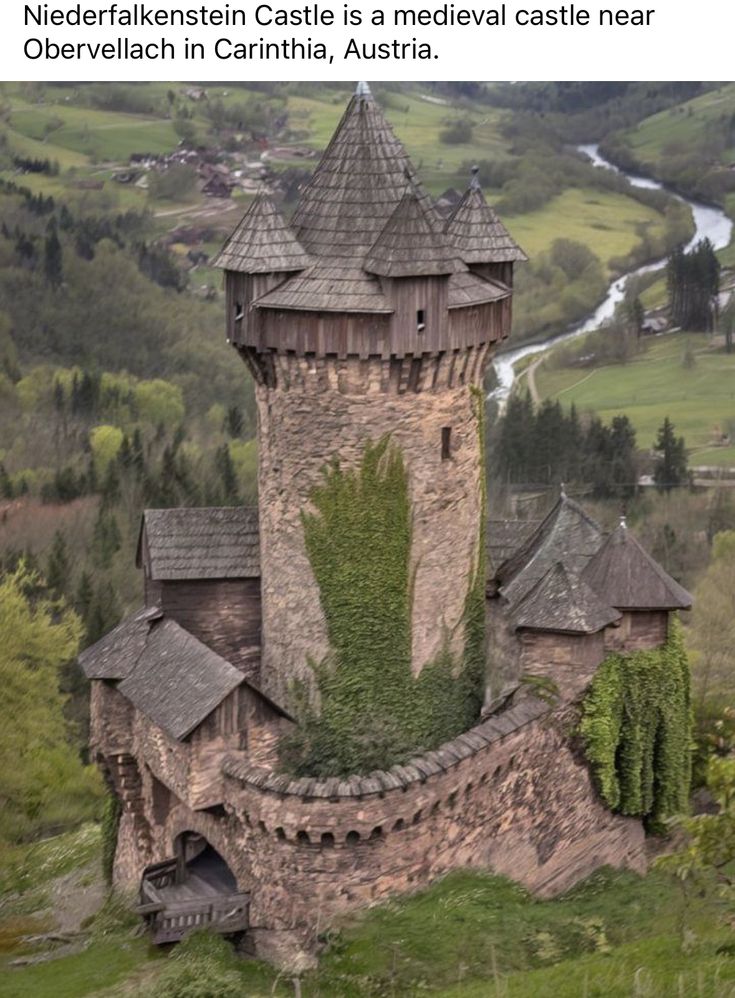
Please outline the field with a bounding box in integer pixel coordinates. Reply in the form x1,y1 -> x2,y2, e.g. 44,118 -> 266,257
535,333 -> 735,466
621,83 -> 735,172
509,187 -> 667,276
1,824 -> 733,998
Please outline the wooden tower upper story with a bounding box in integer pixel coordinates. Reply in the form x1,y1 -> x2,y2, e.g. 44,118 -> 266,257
214,83 -> 526,389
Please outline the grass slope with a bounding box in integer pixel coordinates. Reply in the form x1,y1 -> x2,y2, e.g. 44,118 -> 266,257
622,84 -> 735,172
1,825 -> 733,998
535,333 -> 735,465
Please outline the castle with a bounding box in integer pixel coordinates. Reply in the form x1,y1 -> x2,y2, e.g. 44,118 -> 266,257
80,85 -> 692,968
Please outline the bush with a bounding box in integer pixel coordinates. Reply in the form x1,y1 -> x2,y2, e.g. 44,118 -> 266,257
146,931 -> 244,998
439,118 -> 474,145
148,165 -> 198,202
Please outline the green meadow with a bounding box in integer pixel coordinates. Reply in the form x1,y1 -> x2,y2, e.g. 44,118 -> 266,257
535,333 -> 735,466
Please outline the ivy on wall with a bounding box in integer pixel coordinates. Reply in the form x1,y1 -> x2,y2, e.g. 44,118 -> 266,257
281,419 -> 487,778
101,789 -> 121,885
580,620 -> 691,826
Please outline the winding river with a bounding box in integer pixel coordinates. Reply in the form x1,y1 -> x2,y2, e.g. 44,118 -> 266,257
491,145 -> 734,401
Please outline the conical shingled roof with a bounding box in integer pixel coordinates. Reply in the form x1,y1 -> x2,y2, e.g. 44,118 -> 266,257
513,562 -> 621,635
496,494 -> 603,607
212,193 -> 311,274
582,523 -> 693,611
364,193 -> 464,278
446,179 -> 527,264
290,89 -> 432,265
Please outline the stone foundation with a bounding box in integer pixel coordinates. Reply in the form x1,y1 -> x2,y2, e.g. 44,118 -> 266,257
109,694 -> 646,966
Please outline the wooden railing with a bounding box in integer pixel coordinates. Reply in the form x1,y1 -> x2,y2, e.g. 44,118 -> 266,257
138,859 -> 250,945
148,893 -> 250,945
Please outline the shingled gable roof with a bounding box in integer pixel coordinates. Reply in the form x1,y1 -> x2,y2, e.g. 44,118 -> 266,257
582,522 -> 693,611
513,561 -> 621,635
137,507 -> 259,581
496,494 -> 604,607
212,192 -> 311,274
364,192 -> 464,278
254,264 -> 392,314
447,270 -> 511,309
117,618 -> 246,740
78,605 -> 162,680
446,174 -> 528,264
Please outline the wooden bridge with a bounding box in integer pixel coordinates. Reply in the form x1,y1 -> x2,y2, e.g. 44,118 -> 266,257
137,848 -> 249,945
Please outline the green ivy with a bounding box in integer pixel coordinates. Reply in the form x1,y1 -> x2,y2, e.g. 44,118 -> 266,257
281,415 -> 488,777
580,620 -> 691,825
101,789 -> 121,885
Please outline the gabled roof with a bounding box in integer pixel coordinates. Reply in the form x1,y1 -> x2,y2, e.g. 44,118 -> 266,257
496,495 -> 603,606
513,562 -> 621,635
364,193 -> 464,278
487,518 -> 542,572
583,523 -> 693,611
78,605 -> 162,680
290,87 -> 432,266
137,507 -> 259,581
255,264 -> 393,314
446,178 -> 527,264
117,618 -> 245,740
212,193 -> 312,274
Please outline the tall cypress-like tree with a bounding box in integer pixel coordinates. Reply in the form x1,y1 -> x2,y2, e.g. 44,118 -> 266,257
43,219 -> 63,289
46,530 -> 70,598
653,417 -> 688,492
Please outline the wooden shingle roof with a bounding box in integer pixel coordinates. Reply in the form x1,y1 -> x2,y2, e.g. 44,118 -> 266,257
78,605 -> 162,680
447,270 -> 511,309
446,177 -> 527,264
364,193 -> 464,277
290,87 -> 432,266
487,518 -> 541,572
255,264 -> 392,314
513,562 -> 621,635
137,507 -> 259,581
496,495 -> 603,607
117,618 -> 244,740
583,523 -> 693,611
212,193 -> 311,274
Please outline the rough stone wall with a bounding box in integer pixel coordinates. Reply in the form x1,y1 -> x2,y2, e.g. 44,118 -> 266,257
518,631 -> 605,700
484,601 -> 522,708
255,351 -> 490,703
605,611 -> 669,652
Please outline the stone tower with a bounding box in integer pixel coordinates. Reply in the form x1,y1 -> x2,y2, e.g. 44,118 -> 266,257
215,85 -> 525,705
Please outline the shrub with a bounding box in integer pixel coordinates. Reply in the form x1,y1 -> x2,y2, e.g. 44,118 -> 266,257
147,931 -> 244,998
439,118 -> 474,145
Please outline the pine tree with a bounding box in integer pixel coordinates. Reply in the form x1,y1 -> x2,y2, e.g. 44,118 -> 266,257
215,444 -> 240,505
225,404 -> 244,438
46,530 -> 70,598
653,417 -> 688,492
43,219 -> 63,289
0,462 -> 13,499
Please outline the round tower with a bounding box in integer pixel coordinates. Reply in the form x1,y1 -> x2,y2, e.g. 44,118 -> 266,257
215,84 -> 524,708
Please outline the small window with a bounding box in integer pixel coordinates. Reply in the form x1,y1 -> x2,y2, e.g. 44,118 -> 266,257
416,309 -> 426,332
234,301 -> 244,321
441,426 -> 452,461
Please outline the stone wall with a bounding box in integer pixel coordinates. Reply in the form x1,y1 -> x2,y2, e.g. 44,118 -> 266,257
255,350 -> 491,704
519,631 -> 605,700
604,610 -> 669,652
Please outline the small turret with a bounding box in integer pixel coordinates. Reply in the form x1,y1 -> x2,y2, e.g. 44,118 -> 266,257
445,167 -> 527,286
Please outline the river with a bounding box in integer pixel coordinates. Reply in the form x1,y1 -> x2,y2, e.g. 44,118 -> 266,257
491,145 -> 734,402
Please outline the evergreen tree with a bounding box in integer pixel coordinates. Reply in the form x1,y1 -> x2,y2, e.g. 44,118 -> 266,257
46,530 -> 70,598
653,417 -> 688,491
43,219 -> 63,289
667,238 -> 720,332
215,443 -> 240,504
86,582 -> 121,645
0,462 -> 13,499
91,508 -> 122,568
225,404 -> 244,438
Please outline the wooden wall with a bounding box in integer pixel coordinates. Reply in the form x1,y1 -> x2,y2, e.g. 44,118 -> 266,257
152,578 -> 262,683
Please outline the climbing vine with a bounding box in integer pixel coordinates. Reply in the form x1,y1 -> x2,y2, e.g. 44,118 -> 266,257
101,789 -> 121,885
580,620 -> 692,826
281,415 -> 488,778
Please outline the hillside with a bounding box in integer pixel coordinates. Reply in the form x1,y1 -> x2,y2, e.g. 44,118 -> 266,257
534,332 -> 735,468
